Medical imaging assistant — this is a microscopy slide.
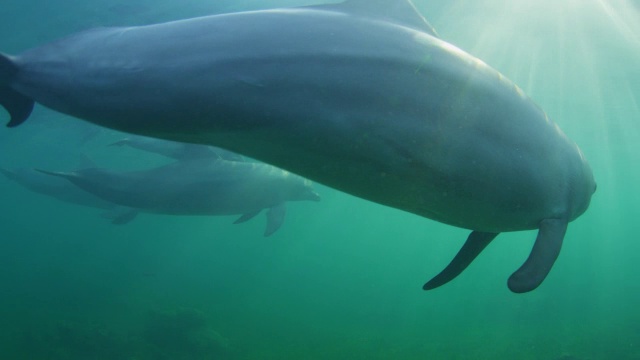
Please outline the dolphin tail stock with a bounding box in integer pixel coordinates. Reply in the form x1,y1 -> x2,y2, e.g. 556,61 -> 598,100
0,53 -> 34,128
423,231 -> 499,291
508,218 -> 567,293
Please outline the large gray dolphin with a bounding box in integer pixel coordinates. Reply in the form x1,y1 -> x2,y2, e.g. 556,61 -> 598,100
0,166 -> 138,224
38,158 -> 321,237
0,0 -> 596,292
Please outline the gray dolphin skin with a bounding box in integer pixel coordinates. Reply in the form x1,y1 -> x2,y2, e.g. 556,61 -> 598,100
110,136 -> 244,161
0,167 -> 138,224
0,0 -> 596,292
38,159 -> 321,237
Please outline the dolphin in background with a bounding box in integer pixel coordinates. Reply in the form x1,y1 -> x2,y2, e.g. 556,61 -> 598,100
0,0 -> 596,292
109,135 -> 244,161
38,158 -> 321,237
0,166 -> 138,224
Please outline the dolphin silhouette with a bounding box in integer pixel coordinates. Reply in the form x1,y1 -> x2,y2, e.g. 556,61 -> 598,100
0,0 -> 596,292
38,158 -> 321,236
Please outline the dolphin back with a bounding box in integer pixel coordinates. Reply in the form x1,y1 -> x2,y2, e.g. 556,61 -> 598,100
0,53 -> 34,127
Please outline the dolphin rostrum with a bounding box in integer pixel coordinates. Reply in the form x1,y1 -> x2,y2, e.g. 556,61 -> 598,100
0,0 -> 596,292
38,158 -> 321,237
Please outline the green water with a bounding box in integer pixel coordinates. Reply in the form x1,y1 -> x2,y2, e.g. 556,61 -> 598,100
0,0 -> 639,359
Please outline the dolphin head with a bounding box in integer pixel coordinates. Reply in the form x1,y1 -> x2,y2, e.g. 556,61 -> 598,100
287,176 -> 321,202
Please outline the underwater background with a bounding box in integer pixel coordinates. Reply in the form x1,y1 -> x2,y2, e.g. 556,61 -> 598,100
0,0 -> 639,359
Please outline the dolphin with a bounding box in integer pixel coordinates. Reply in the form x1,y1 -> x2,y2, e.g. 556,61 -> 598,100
38,158 -> 321,237
0,166 -> 138,224
0,0 -> 596,292
109,135 -> 244,161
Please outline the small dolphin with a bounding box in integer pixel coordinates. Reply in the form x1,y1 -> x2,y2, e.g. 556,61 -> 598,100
110,135 -> 244,161
0,166 -> 138,224
38,158 -> 320,236
0,0 -> 596,292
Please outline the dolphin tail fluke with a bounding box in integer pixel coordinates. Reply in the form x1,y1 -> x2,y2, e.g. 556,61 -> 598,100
508,219 -> 567,293
264,203 -> 286,237
0,53 -> 33,128
423,231 -> 499,290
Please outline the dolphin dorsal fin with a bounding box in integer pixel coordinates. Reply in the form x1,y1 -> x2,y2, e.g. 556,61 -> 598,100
309,0 -> 438,36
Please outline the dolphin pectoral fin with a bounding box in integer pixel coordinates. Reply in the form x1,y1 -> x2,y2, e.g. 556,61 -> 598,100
264,203 -> 286,237
35,169 -> 76,180
0,54 -> 34,127
423,231 -> 499,290
0,167 -> 17,181
111,210 -> 138,225
508,219 -> 568,293
0,87 -> 34,128
102,207 -> 139,225
108,138 -> 130,147
233,211 -> 260,224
